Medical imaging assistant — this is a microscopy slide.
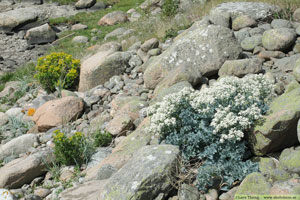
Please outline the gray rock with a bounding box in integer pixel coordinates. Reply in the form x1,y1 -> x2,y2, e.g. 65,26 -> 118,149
0,134 -> 38,161
71,23 -> 88,30
105,27 -> 127,40
232,15 -> 257,31
293,59 -> 300,82
250,88 -> 300,155
87,147 -> 112,169
218,58 -> 263,77
241,35 -> 262,51
79,50 -> 131,91
249,27 -> 265,36
89,1 -> 106,10
236,173 -> 271,195
296,26 -> 300,36
234,28 -> 250,43
19,0 -> 42,5
72,36 -> 88,43
99,145 -> 180,200
274,54 -> 300,72
271,19 -> 293,29
148,48 -> 161,56
143,24 -> 241,89
141,38 -> 159,52
129,55 -> 143,68
262,28 -> 297,51
209,11 -> 230,28
0,148 -> 53,189
96,164 -> 117,180
178,184 -> 199,200
0,8 -> 38,32
293,8 -> 300,23
75,0 -> 96,9
25,24 -> 56,45
279,147 -> 300,173
210,2 -> 281,21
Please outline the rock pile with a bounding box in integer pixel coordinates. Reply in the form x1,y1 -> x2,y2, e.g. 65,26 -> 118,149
2,1 -> 300,200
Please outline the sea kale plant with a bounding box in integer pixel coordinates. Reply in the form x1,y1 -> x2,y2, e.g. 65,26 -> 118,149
147,74 -> 275,192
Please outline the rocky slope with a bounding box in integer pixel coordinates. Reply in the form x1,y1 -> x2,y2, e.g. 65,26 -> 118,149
1,0 -> 300,199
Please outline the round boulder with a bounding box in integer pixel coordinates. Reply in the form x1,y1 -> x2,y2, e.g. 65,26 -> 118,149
262,28 -> 297,51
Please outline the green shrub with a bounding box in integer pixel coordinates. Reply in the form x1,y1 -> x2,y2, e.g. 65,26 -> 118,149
34,52 -> 80,93
162,0 -> 179,16
93,131 -> 113,147
53,130 -> 94,166
147,74 -> 275,192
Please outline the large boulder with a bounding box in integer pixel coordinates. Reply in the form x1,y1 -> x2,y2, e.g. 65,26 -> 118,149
143,24 -> 241,89
79,50 -> 131,92
0,134 -> 38,161
210,2 -> 281,21
250,88 -> 300,155
0,149 -> 53,189
98,11 -> 128,26
218,58 -> 263,77
75,0 -> 96,9
262,28 -> 297,51
0,8 -> 38,32
32,96 -> 84,132
99,145 -> 180,200
25,23 -> 56,44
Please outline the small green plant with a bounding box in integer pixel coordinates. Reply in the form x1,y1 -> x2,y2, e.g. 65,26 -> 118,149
93,131 -> 113,147
53,130 -> 94,166
162,0 -> 179,16
34,52 -> 80,94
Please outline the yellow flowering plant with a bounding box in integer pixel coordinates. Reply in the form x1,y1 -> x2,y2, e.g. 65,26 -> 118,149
53,130 -> 94,166
34,52 -> 80,93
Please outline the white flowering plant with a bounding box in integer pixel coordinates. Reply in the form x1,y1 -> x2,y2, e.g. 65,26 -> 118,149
147,74 -> 275,192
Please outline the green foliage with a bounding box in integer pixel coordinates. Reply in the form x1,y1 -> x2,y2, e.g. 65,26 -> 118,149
162,0 -> 179,16
148,75 -> 275,192
93,130 -> 113,147
53,130 -> 94,166
34,52 -> 80,93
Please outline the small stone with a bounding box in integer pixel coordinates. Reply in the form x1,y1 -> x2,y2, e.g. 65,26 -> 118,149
71,24 -> 88,31
72,36 -> 88,43
96,164 -> 117,180
34,188 -> 51,198
241,35 -> 262,51
75,0 -> 96,9
148,48 -> 161,56
141,38 -> 159,52
271,19 -> 293,29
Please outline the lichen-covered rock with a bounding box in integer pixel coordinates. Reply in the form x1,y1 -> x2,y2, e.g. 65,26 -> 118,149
218,58 -> 263,77
279,147 -> 300,173
293,59 -> 300,82
143,24 -> 241,89
250,88 -> 300,155
236,172 -> 271,195
210,2 -> 281,21
270,179 -> 300,195
99,145 -> 180,200
232,15 -> 257,31
85,118 -> 151,180
271,19 -> 293,29
293,8 -> 300,23
241,35 -> 262,51
259,158 -> 276,175
105,113 -> 133,136
262,28 -> 297,51
178,184 -> 199,200
269,168 -> 291,181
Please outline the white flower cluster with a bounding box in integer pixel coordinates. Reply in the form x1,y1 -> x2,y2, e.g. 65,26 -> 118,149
147,74 -> 275,142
